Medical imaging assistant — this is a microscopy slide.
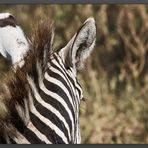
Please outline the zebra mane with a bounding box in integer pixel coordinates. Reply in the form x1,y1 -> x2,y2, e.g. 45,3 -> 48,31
0,19 -> 54,140
23,19 -> 54,76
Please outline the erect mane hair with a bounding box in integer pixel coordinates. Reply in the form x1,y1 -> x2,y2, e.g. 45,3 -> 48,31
0,19 -> 54,142
23,19 -> 54,79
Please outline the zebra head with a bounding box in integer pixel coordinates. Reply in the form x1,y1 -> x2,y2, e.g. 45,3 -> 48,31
0,17 -> 96,144
25,18 -> 96,143
34,17 -> 97,143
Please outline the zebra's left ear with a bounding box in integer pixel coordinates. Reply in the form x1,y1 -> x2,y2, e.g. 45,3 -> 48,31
59,17 -> 96,71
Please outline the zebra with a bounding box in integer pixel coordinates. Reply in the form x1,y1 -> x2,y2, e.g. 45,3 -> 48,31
0,17 -> 96,144
0,12 -> 29,67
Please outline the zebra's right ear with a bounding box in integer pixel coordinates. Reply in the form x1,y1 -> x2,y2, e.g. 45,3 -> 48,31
59,17 -> 96,71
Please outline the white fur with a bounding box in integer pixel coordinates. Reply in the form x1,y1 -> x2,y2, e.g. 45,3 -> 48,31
0,13 -> 29,66
0,13 -> 11,19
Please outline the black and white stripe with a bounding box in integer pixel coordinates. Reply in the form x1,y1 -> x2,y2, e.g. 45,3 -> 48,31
0,17 -> 96,144
26,55 -> 81,143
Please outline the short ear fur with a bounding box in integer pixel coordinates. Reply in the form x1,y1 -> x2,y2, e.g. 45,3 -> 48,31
59,17 -> 96,71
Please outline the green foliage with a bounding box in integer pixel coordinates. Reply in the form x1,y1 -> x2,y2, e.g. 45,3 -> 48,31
0,4 -> 148,143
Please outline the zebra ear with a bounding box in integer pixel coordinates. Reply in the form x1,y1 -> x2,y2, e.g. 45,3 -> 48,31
59,17 -> 96,71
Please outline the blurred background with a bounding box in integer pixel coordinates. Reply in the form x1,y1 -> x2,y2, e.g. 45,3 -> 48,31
0,4 -> 148,144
